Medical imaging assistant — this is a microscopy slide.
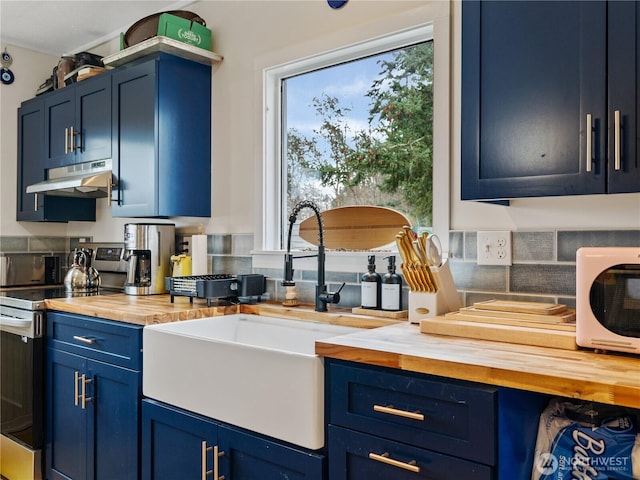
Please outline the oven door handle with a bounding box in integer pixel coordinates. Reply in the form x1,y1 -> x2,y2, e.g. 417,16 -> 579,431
0,315 -> 32,328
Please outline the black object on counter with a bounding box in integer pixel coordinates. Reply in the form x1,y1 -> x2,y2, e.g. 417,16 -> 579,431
381,255 -> 402,311
166,274 -> 266,307
361,255 -> 381,310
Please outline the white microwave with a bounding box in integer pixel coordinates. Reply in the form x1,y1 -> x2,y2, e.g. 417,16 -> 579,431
576,247 -> 640,354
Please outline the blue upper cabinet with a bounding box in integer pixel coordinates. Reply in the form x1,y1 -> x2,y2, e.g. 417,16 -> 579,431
607,1 -> 640,193
111,53 -> 212,218
461,1 -> 638,201
44,73 -> 112,169
17,97 -> 96,222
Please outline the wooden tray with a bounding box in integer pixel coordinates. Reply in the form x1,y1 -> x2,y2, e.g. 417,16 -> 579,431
299,205 -> 410,250
420,316 -> 577,350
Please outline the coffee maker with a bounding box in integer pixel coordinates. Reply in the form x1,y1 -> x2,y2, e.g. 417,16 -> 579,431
123,223 -> 175,295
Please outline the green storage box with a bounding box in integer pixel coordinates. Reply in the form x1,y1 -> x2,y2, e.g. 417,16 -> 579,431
157,13 -> 211,51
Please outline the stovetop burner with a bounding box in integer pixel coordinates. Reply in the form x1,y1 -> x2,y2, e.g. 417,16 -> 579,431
0,285 -> 122,310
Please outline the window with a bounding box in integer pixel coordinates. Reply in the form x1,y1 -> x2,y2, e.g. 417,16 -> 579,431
261,7 -> 450,256
284,41 -> 434,232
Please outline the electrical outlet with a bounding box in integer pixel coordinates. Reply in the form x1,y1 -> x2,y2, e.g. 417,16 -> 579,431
477,231 -> 512,266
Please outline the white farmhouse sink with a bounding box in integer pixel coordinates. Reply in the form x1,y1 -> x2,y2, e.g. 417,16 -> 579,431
143,313 -> 359,450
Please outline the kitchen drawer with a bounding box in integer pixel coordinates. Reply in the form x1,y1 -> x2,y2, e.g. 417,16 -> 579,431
47,311 -> 142,369
328,425 -> 493,480
328,360 -> 497,465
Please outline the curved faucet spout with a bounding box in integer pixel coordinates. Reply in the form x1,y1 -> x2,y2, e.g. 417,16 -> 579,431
286,200 -> 324,253
283,200 -> 339,312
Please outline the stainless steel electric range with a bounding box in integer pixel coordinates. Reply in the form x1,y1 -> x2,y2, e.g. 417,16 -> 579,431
0,242 -> 126,480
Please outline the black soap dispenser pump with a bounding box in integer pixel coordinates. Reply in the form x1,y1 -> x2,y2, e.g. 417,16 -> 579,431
381,255 -> 403,311
361,255 -> 381,309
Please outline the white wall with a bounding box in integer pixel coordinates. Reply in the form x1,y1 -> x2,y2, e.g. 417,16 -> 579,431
1,1 -> 638,243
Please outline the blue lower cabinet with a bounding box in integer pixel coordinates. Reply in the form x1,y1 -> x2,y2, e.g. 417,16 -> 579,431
142,398 -> 325,480
219,424 -> 325,479
328,360 -> 497,464
142,399 -> 218,480
47,349 -> 88,480
46,349 -> 140,480
326,359 -> 548,480
46,312 -> 142,480
328,425 -> 493,479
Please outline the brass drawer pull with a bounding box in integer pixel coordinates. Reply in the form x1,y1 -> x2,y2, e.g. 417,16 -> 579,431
369,452 -> 420,473
373,404 -> 424,421
73,335 -> 96,345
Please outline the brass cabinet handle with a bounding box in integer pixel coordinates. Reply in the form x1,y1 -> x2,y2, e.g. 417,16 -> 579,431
586,113 -> 593,173
69,126 -> 75,153
73,335 -> 96,345
81,374 -> 92,409
614,110 -> 621,171
74,371 -> 80,406
373,404 -> 424,421
369,452 -> 420,473
201,442 -> 225,480
74,371 -> 92,409
214,445 -> 225,480
201,441 -> 213,480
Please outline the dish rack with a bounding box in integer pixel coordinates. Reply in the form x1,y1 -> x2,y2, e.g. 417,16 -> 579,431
165,274 -> 265,306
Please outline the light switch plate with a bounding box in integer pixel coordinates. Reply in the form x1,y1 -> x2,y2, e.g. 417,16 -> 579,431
477,230 -> 512,266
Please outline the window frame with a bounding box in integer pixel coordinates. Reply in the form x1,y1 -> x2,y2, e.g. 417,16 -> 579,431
257,3 -> 450,268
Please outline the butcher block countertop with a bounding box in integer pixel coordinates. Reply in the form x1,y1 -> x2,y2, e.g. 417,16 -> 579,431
315,322 -> 640,409
44,294 -> 400,328
44,294 -> 639,409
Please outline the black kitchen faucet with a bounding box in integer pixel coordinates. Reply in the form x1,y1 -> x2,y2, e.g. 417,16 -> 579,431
283,200 -> 344,312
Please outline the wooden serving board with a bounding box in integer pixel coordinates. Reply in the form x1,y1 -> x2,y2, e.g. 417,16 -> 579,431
352,307 -> 408,319
299,205 -> 410,250
420,316 -> 578,350
445,311 -> 575,332
473,299 -> 568,316
457,306 -> 576,323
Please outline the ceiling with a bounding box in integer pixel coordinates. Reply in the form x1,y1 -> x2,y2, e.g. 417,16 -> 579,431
0,0 -> 195,56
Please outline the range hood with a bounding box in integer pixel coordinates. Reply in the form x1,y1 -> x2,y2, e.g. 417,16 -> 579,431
26,159 -> 114,198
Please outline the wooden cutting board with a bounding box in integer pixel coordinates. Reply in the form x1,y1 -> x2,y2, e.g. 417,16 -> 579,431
420,316 -> 578,350
445,311 -> 575,331
455,306 -> 576,324
473,299 -> 568,315
352,307 -> 408,319
299,205 -> 411,250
